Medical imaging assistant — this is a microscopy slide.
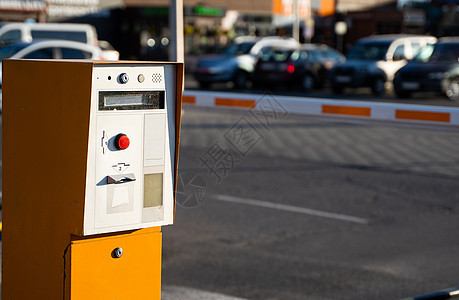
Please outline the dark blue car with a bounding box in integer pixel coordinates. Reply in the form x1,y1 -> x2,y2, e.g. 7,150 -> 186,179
393,37 -> 459,100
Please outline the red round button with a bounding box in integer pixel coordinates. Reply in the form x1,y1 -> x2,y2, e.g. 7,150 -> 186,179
115,134 -> 130,150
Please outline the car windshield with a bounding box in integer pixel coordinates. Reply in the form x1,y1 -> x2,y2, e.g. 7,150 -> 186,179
260,48 -> 293,62
31,30 -> 88,43
289,49 -> 320,62
413,43 -> 459,62
413,44 -> 435,62
346,42 -> 391,60
223,42 -> 256,55
0,43 -> 29,60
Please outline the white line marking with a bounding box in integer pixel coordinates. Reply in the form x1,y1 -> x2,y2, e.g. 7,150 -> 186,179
214,194 -> 369,225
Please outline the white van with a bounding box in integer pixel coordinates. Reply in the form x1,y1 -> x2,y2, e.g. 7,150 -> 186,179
0,22 -> 98,46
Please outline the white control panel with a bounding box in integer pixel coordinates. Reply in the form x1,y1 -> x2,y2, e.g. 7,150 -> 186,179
83,65 -> 177,235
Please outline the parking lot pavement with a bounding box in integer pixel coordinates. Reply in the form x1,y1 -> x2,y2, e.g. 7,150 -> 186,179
163,106 -> 459,299
179,107 -> 459,177
162,286 -> 247,300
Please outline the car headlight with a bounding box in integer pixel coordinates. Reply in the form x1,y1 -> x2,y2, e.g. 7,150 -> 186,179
208,66 -> 223,73
208,60 -> 235,74
370,63 -> 386,74
428,72 -> 445,80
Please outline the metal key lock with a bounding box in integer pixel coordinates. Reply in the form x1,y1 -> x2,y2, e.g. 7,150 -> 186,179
113,247 -> 123,258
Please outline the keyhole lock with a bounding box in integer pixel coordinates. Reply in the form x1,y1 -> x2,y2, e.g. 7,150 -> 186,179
118,73 -> 129,84
112,247 -> 123,258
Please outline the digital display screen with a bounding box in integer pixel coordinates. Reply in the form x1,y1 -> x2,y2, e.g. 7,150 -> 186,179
105,95 -> 143,106
99,91 -> 165,110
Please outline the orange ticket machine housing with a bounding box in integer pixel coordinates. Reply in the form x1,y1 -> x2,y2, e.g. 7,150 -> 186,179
2,60 -> 183,299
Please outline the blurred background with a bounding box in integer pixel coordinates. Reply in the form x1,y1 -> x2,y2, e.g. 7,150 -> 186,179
1,0 -> 458,100
0,0 -> 457,61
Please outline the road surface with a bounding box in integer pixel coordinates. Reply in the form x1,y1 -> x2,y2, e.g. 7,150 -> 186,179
162,105 -> 459,300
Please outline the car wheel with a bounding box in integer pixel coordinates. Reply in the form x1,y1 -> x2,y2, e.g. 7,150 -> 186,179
331,84 -> 344,94
233,70 -> 249,89
372,77 -> 385,96
394,89 -> 412,99
198,81 -> 210,89
251,79 -> 264,90
445,77 -> 459,100
301,74 -> 314,92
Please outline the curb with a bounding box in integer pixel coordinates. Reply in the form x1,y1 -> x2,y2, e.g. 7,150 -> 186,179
182,90 -> 459,127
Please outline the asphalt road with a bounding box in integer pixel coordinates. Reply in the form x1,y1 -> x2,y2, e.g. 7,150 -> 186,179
162,105 -> 459,300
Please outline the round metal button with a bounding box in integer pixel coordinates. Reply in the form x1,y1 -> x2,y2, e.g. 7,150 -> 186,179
138,74 -> 145,83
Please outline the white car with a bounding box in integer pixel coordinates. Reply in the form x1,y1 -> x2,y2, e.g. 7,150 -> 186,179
0,39 -> 111,110
0,39 -> 108,86
0,22 -> 98,46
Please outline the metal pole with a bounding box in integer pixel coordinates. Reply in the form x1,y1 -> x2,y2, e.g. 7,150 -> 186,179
293,0 -> 300,41
306,0 -> 312,43
169,0 -> 184,63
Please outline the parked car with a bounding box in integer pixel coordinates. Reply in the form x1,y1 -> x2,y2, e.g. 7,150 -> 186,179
193,36 -> 299,88
0,22 -> 99,46
0,40 -> 105,86
393,37 -> 459,100
252,43 -> 345,91
330,34 -> 437,96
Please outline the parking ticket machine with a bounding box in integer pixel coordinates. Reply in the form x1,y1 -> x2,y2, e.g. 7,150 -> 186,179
2,60 -> 183,299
